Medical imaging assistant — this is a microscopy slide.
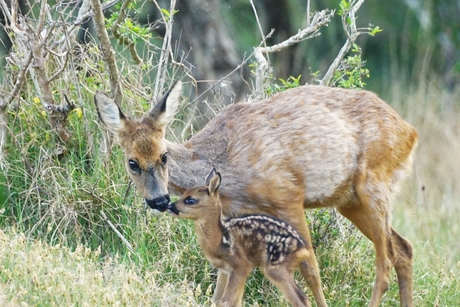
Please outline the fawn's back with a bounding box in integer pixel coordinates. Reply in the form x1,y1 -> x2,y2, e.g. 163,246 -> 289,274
167,168 -> 309,269
222,214 -> 308,266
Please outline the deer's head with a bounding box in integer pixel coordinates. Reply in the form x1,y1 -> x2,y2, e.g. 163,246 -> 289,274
167,168 -> 221,219
94,81 -> 182,212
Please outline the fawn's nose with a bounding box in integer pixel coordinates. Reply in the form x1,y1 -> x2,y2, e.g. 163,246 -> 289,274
145,194 -> 170,212
166,202 -> 180,215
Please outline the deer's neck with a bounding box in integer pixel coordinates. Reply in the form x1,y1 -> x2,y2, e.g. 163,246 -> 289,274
165,139 -> 248,216
165,140 -> 212,194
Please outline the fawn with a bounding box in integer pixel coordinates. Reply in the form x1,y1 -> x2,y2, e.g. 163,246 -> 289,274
168,168 -> 311,307
95,81 -> 418,307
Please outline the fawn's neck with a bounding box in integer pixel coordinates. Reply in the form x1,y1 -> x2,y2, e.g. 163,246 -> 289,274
193,204 -> 226,259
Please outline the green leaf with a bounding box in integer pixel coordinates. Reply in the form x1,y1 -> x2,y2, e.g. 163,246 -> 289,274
346,16 -> 352,25
160,8 -> 171,18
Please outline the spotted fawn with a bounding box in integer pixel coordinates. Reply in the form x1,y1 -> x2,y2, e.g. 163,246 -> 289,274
167,168 -> 312,307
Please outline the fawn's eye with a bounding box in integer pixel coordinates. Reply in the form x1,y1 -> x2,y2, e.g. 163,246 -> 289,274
161,152 -> 168,166
128,159 -> 140,172
184,196 -> 197,205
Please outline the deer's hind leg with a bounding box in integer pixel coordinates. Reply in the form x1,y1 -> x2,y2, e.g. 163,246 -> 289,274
338,170 -> 408,307
391,227 -> 413,307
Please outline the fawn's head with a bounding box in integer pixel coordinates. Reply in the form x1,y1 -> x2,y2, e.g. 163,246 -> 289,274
167,168 -> 221,219
94,81 -> 182,212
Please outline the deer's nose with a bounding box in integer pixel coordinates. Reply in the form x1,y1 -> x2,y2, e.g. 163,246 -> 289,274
145,194 -> 170,212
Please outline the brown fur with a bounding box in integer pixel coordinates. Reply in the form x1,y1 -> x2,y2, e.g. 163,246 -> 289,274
94,82 -> 418,307
168,169 -> 312,307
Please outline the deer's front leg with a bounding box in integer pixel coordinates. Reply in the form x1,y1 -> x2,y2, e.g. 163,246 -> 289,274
212,269 -> 229,303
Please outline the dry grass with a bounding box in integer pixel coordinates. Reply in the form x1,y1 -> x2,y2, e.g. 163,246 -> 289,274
0,228 -> 206,307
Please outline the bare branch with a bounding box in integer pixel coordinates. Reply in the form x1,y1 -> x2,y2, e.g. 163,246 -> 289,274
65,0 -> 92,45
319,0 -> 365,86
0,0 -> 12,22
252,9 -> 334,100
185,31 -> 275,109
54,0 -> 121,50
49,16 -> 72,83
256,10 -> 332,55
3,0 -> 79,142
0,48 -> 30,156
90,0 -> 122,105
36,0 -> 47,35
0,110 -> 6,160
152,0 -> 177,102
249,0 -> 267,50
74,0 -> 122,25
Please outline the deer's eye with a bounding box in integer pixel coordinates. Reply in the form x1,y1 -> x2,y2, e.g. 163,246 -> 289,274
184,196 -> 197,205
161,152 -> 168,166
128,159 -> 140,172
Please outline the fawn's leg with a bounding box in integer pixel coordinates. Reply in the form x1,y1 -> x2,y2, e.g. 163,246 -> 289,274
264,257 -> 310,307
218,265 -> 252,307
286,208 -> 328,307
212,269 -> 229,303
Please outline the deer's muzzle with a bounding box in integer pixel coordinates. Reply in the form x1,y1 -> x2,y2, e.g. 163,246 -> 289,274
145,194 -> 170,212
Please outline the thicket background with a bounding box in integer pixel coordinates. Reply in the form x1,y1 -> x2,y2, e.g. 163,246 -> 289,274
0,0 -> 459,306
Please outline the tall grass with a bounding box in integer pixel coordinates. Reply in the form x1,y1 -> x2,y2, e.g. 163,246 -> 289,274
390,80 -> 460,273
0,66 -> 459,305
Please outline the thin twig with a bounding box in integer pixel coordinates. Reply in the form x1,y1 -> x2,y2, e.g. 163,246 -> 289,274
74,0 -> 122,25
58,0 -> 91,51
152,0 -> 177,102
183,29 -> 275,109
53,0 -> 119,49
249,0 -> 268,51
0,52 -> 33,107
101,210 -> 136,254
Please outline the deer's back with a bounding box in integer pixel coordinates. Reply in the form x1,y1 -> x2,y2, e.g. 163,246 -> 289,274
186,85 -> 417,211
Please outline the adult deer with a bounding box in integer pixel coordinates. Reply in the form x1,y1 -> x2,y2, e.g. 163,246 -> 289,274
94,81 -> 417,307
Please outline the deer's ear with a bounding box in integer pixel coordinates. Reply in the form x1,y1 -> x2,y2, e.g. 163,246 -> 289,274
206,168 -> 221,195
148,80 -> 182,128
94,91 -> 128,133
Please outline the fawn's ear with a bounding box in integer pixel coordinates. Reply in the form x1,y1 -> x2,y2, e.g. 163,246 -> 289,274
148,80 -> 182,128
94,91 -> 128,133
206,168 -> 221,195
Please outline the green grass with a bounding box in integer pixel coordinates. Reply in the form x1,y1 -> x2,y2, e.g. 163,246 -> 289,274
0,75 -> 459,306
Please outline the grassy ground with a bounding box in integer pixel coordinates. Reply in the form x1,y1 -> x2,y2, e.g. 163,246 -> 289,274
0,80 -> 459,306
